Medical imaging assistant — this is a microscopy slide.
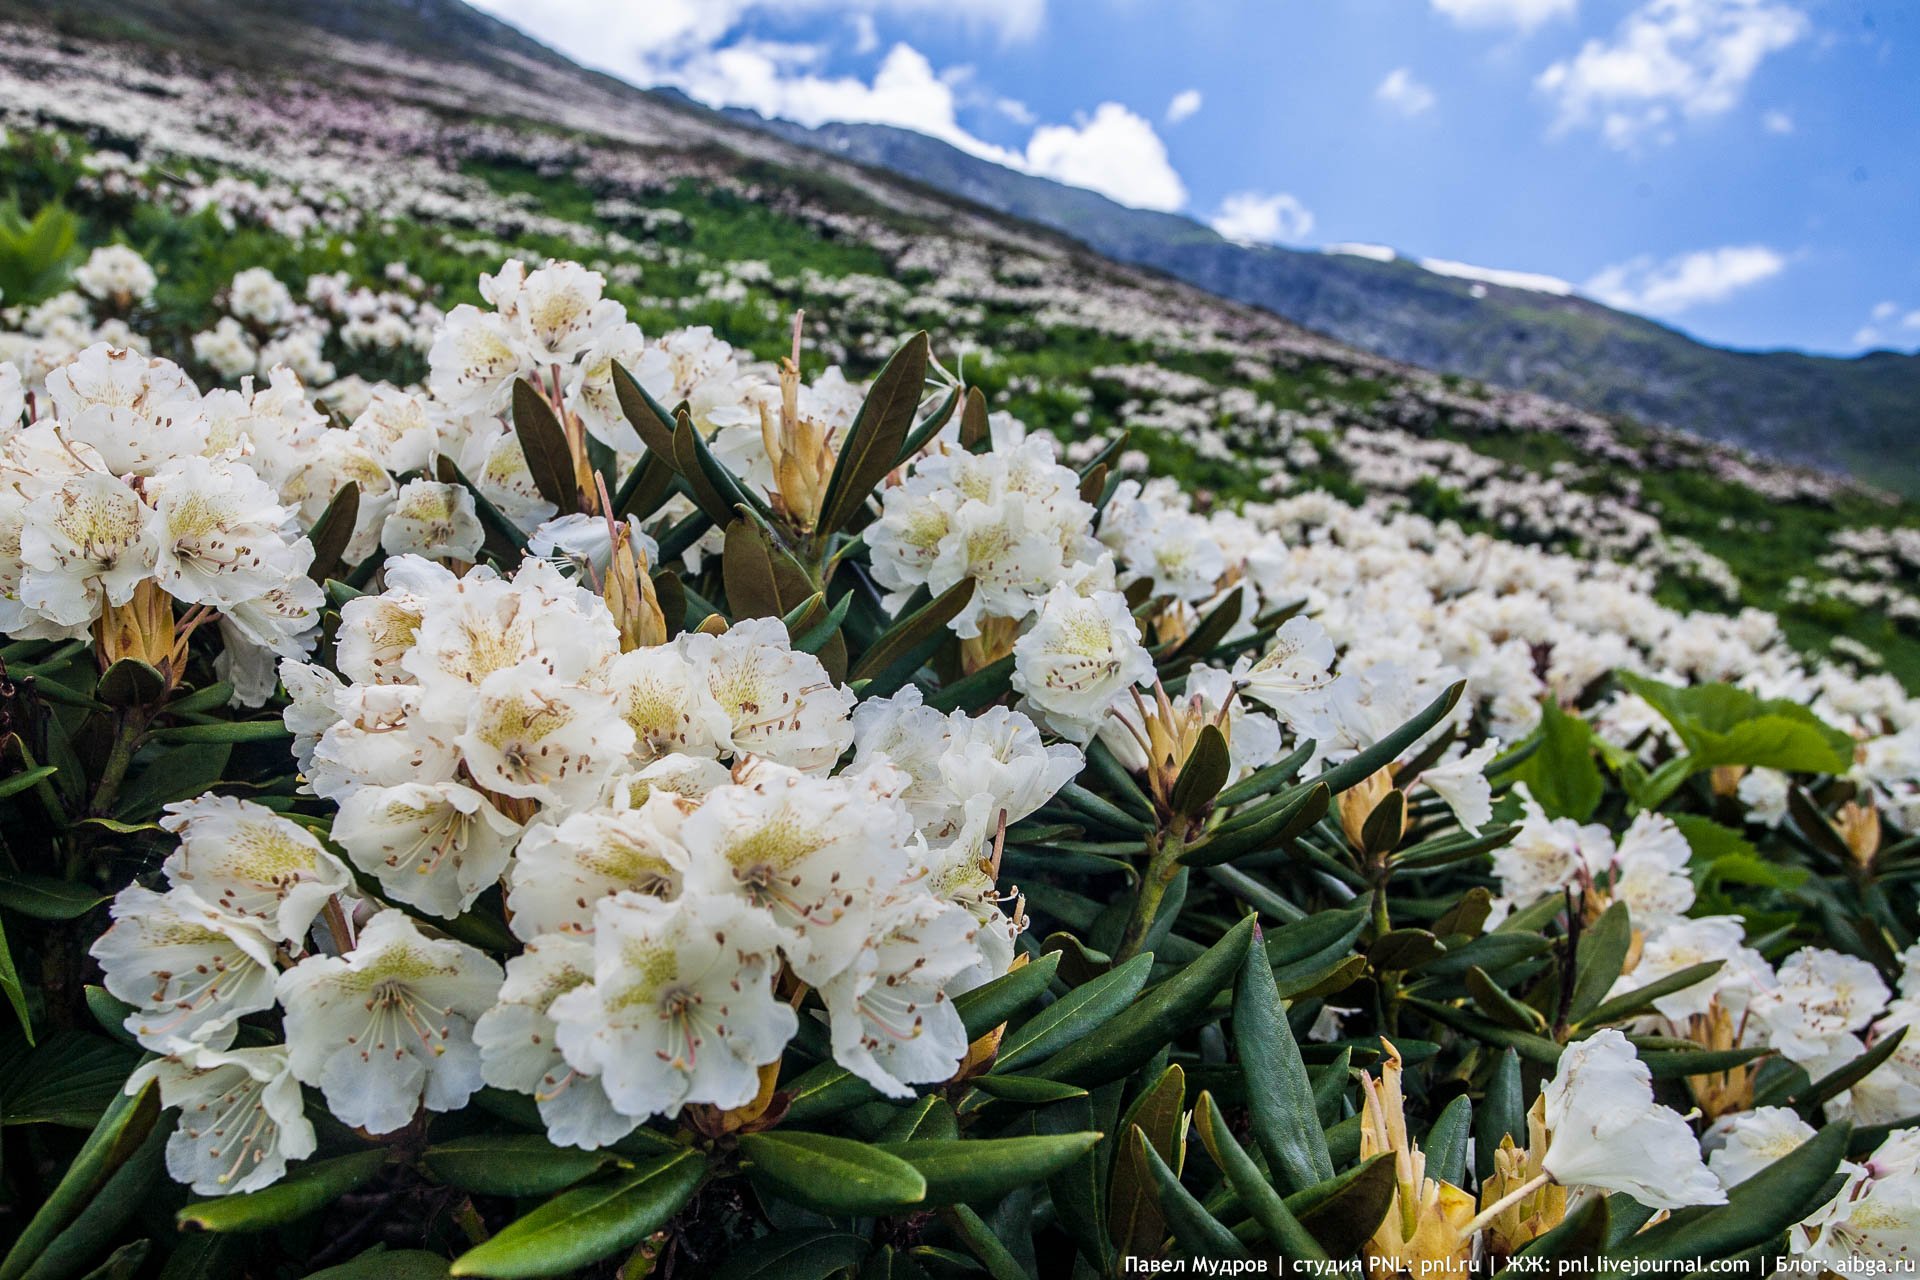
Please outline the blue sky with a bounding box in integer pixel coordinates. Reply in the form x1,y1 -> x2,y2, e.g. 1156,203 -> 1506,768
470,0 -> 1920,356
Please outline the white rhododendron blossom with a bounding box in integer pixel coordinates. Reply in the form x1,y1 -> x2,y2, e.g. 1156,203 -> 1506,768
127,1046 -> 316,1196
1012,585 -> 1154,742
1538,1029 -> 1725,1210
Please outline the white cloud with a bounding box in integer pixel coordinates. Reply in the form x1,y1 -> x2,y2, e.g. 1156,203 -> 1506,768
1870,301 -> 1898,322
1431,0 -> 1576,29
1420,257 -> 1575,295
1907,311 -> 1920,329
1761,108 -> 1793,133
1325,242 -> 1398,262
850,13 -> 880,54
1166,89 -> 1203,124
1025,103 -> 1188,211
1584,244 -> 1787,314
1211,192 -> 1316,245
1376,68 -> 1437,117
1536,0 -> 1808,149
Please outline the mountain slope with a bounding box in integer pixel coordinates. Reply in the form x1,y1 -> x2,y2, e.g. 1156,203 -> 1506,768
5,0 -> 1915,492
736,114 -> 1919,490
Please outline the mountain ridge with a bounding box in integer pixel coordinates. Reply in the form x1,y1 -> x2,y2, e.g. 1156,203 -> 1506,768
6,0 -> 1915,490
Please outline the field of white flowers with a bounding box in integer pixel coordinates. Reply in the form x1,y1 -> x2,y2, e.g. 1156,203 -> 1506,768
0,15 -> 1917,1280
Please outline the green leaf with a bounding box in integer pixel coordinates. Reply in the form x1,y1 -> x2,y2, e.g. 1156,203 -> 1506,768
1509,700 -> 1602,821
511,377 -> 576,512
1108,1064 -> 1186,1259
1179,782 -> 1329,867
305,1249 -> 452,1280
712,1231 -> 870,1280
1576,961 -> 1724,1028
1236,921 -> 1332,1193
968,1075 -> 1089,1104
1170,724 -> 1231,815
0,872 -> 106,921
1793,1028 -> 1907,1115
955,951 -> 1061,1040
737,1132 -> 927,1216
1618,674 -> 1853,776
609,361 -> 680,461
22,1119 -> 166,1280
1425,1094 -> 1473,1191
877,1134 -> 1102,1206
1034,915 -> 1254,1087
0,1080 -> 159,1280
1468,965 -> 1548,1033
448,1150 -> 705,1278
1138,1128 -> 1251,1262
0,915 -> 30,1043
177,1149 -> 388,1233
96,659 -> 167,710
1569,900 -> 1633,1021
848,577 -> 975,695
1312,681 -> 1465,797
0,1032 -> 142,1127
818,332 -> 928,536
305,481 -> 361,584
421,1134 -> 620,1198
1193,1092 -> 1326,1260
1285,1153 -> 1397,1258
0,764 -> 57,801
146,721 -> 290,744
1476,1049 -> 1524,1183
994,952 -> 1152,1074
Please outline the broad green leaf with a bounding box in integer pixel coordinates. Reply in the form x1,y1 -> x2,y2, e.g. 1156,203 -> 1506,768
178,1149 -> 388,1233
968,1075 -> 1089,1104
737,1132 -> 926,1216
510,377 -> 576,512
1170,724 -> 1231,816
0,1080 -> 159,1280
0,872 -> 106,921
712,1231 -> 869,1280
1476,1049 -> 1524,1183
1569,900 -> 1633,1021
305,481 -> 361,584
1285,1153 -> 1396,1258
1618,674 -> 1852,776
818,331 -> 928,536
1236,921 -> 1331,1192
1424,1094 -> 1473,1191
421,1134 -> 619,1198
448,1150 -> 705,1278
1509,700 -> 1602,821
1,1031 -> 142,1127
1034,916 -> 1254,1086
994,952 -> 1152,1074
877,1134 -> 1102,1206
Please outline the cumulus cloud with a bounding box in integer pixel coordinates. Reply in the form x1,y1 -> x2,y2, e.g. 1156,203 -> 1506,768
1025,103 -> 1189,211
1584,245 -> 1787,314
1431,0 -> 1577,28
1852,301 -> 1920,349
1166,89 -> 1203,124
1421,258 -> 1574,295
1536,0 -> 1809,149
1211,192 -> 1316,246
1376,68 -> 1437,116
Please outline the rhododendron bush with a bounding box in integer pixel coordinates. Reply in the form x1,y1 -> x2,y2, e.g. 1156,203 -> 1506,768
0,123 -> 1917,1280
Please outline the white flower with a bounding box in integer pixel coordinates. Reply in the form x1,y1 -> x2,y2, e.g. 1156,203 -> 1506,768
474,934 -> 638,1150
1011,586 -> 1154,742
280,659 -> 346,771
1705,1106 -> 1816,1190
455,667 -> 635,808
549,892 -> 795,1119
1418,739 -> 1500,834
307,684 -> 460,801
277,909 -> 503,1135
380,479 -> 483,563
1752,948 -> 1891,1066
128,1045 -> 316,1196
158,795 -> 351,944
1800,1155 -> 1920,1269
821,893 -> 980,1098
566,321 -> 649,452
1238,616 -> 1337,712
46,345 -> 207,474
428,304 -> 523,417
602,644 -> 729,763
227,267 -> 295,327
1737,767 -> 1791,827
1487,790 -> 1607,920
506,804 -> 688,939
90,885 -> 280,1053
18,472 -> 159,626
1615,916 -> 1755,1023
681,618 -> 855,773
680,762 -> 915,984
73,245 -> 158,305
399,560 -> 614,701
148,456 -> 302,608
1539,1028 -> 1725,1210
333,781 -> 523,918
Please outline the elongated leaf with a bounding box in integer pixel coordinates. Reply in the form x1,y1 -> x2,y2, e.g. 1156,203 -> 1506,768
818,332 -> 927,535
737,1132 -> 926,1216
1235,919 -> 1332,1192
1577,961 -> 1725,1029
306,1250 -> 452,1280
848,577 -> 975,694
1477,1049 -> 1524,1183
1425,1094 -> 1473,1190
1569,901 -> 1633,1021
610,361 -> 680,461
422,1134 -> 619,1198
1034,916 -> 1254,1086
1109,1065 -> 1185,1259
956,951 -> 1061,1040
878,1134 -> 1101,1206
449,1150 -> 704,1278
1312,681 -> 1465,797
1285,1153 -> 1396,1257
511,377 -> 576,512
712,1231 -> 870,1280
1194,1092 -> 1326,1260
305,481 -> 360,584
1170,725 -> 1231,816
0,872 -> 106,921
994,952 -> 1153,1074
1139,1129 -> 1251,1262
969,1075 -> 1089,1104
178,1149 -> 387,1233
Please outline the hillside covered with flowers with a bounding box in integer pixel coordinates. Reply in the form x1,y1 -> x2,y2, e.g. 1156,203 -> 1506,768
0,7 -> 1917,1278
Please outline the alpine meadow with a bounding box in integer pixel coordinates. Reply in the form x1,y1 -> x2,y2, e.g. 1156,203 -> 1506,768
0,2 -> 1917,1278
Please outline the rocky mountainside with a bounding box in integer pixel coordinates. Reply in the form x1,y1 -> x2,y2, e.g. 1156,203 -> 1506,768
738,113 -> 1920,490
